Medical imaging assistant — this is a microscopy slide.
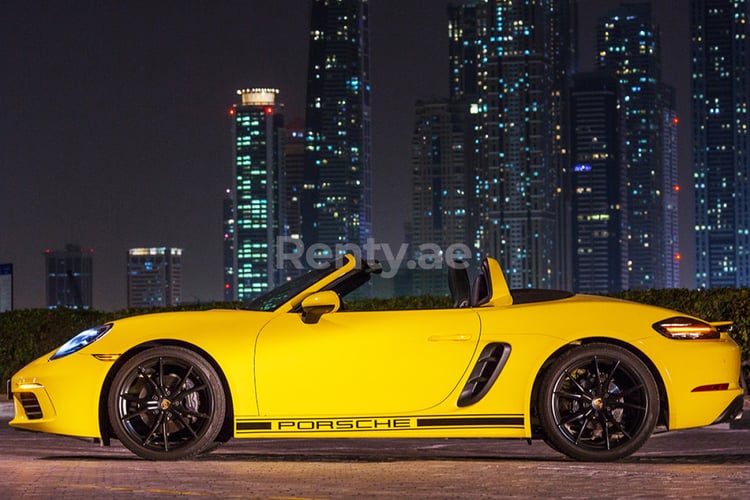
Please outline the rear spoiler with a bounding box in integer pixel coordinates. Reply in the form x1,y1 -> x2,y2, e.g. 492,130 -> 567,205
710,321 -> 733,334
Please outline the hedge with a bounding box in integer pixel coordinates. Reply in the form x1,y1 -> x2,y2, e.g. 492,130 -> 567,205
0,303 -> 241,387
1,290 -> 748,388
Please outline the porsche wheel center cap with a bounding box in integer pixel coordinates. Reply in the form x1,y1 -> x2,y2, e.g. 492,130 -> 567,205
160,399 -> 172,410
591,397 -> 604,410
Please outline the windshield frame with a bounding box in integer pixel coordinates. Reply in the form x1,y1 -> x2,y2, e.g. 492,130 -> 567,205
242,258 -> 347,312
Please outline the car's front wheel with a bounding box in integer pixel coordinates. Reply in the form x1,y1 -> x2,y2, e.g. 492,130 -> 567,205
107,346 -> 226,460
538,343 -> 659,461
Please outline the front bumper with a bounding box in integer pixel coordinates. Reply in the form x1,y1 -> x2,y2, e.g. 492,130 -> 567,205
8,350 -> 114,438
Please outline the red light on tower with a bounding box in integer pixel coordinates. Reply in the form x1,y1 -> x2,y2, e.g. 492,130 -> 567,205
673,116 -> 679,124
674,184 -> 680,192
675,253 -> 682,261
265,106 -> 273,114
229,108 -> 235,116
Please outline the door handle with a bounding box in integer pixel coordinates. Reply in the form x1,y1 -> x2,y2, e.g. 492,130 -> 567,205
428,334 -> 473,342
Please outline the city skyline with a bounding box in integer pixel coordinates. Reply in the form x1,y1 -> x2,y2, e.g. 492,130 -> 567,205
1,1 -> 692,311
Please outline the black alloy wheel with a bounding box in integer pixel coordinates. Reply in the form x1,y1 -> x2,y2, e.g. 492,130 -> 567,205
538,343 -> 659,461
108,346 -> 226,460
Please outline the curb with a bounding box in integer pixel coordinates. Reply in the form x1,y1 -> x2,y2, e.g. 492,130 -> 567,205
1,400 -> 13,419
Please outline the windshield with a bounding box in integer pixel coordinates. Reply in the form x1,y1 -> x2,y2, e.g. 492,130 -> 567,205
242,260 -> 343,311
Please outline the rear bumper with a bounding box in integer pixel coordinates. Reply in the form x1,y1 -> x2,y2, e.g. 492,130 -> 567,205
712,394 -> 744,425
636,333 -> 743,429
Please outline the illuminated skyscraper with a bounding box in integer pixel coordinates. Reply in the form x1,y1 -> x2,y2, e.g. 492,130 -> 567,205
44,244 -> 94,310
411,99 -> 472,251
448,1 -> 485,102
692,0 -> 750,288
448,0 -> 575,289
222,188 -> 235,301
596,3 -> 679,289
279,121 -> 306,279
302,0 -> 371,255
409,99 -> 473,293
231,88 -> 285,299
550,0 -> 578,291
570,73 -> 627,293
283,121 -> 305,242
448,1 -> 487,258
127,247 -> 182,308
661,86 -> 680,288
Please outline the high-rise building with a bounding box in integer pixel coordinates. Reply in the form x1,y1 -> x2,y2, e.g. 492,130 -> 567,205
231,88 -> 285,299
570,72 -> 628,293
449,0 -> 574,289
448,1 -> 487,257
692,0 -> 750,288
409,98 -> 473,293
302,0 -> 372,255
44,244 -> 93,310
0,263 -> 13,312
127,247 -> 182,308
550,0 -> 578,291
596,2 -> 679,289
279,121 -> 306,280
660,85 -> 681,288
282,120 -> 305,242
448,1 -> 485,102
222,188 -> 235,301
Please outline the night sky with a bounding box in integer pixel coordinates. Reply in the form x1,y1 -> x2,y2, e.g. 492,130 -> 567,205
0,0 -> 688,311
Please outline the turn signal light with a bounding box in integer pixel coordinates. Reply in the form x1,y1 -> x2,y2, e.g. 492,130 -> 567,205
652,317 -> 720,340
92,354 -> 121,362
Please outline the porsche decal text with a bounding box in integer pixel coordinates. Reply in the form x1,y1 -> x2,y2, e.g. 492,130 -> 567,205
278,418 -> 411,431
235,415 -> 525,433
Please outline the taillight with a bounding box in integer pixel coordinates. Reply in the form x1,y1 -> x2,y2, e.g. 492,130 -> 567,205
652,316 -> 720,340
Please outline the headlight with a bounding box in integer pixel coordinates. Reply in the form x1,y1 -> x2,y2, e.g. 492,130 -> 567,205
49,324 -> 113,360
652,316 -> 719,340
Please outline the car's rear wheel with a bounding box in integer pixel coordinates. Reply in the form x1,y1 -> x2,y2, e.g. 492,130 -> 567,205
107,346 -> 226,460
538,343 -> 659,461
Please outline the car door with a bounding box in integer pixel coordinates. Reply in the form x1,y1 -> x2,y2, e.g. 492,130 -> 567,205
254,308 -> 481,415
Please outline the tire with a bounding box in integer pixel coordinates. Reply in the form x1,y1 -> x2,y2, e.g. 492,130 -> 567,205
107,346 -> 227,460
538,343 -> 659,461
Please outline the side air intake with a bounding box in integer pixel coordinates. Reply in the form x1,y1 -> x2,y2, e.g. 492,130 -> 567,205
18,392 -> 43,420
457,343 -> 511,407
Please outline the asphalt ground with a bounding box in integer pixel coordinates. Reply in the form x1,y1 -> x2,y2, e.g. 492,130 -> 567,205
1,399 -> 749,499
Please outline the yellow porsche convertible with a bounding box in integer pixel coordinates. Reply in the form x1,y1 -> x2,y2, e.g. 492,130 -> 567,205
8,255 -> 744,461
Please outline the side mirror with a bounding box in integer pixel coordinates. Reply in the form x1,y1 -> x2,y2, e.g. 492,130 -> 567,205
300,291 -> 341,324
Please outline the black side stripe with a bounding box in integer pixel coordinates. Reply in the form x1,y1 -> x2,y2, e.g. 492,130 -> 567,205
237,422 -> 273,431
417,416 -> 523,427
236,416 -> 524,432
